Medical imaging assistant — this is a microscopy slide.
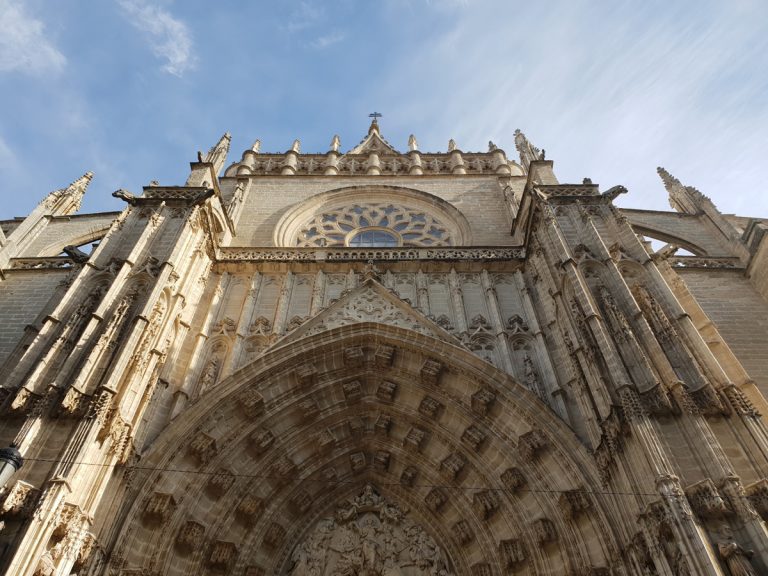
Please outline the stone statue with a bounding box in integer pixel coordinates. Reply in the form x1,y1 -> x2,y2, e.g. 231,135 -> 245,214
251,139 -> 261,153
719,541 -> 758,576
447,139 -> 456,152
330,134 -> 341,152
199,358 -> 219,390
291,139 -> 301,153
488,141 -> 497,152
408,134 -> 418,152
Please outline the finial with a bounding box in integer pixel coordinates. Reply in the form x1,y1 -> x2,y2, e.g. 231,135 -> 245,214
291,139 -> 301,153
330,134 -> 341,152
448,139 -> 457,152
251,140 -> 261,153
513,129 -> 543,169
656,167 -> 678,190
408,134 -> 418,152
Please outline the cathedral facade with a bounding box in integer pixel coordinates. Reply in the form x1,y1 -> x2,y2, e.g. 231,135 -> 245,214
1,121 -> 768,575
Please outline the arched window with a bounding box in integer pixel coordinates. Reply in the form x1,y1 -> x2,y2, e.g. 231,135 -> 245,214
347,228 -> 400,247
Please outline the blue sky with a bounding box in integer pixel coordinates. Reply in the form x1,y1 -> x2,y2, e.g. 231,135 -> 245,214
1,0 -> 766,221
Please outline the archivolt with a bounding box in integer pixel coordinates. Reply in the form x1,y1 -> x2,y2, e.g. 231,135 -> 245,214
106,324 -> 627,575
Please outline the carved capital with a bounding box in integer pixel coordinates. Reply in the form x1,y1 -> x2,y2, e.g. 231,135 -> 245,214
500,467 -> 527,493
686,478 -> 730,519
473,490 -> 500,520
374,344 -> 395,367
558,489 -> 592,520
249,428 -> 275,456
175,520 -> 205,555
142,492 -> 176,526
375,413 -> 392,436
1,480 -> 41,518
532,517 -> 557,544
206,470 -> 236,499
373,450 -> 391,472
349,451 -> 367,473
376,380 -> 397,402
290,490 -> 313,514
744,479 -> 768,521
188,431 -> 217,465
207,541 -> 238,572
342,379 -> 362,402
470,387 -> 496,416
518,429 -> 549,462
239,387 -> 264,418
403,426 -> 427,451
263,522 -> 286,547
420,358 -> 444,386
299,397 -> 320,420
400,466 -> 418,487
425,488 -> 448,512
440,452 -> 467,480
343,345 -> 365,367
418,395 -> 443,419
462,425 -> 487,452
295,363 -> 318,387
471,563 -> 492,576
499,538 -> 527,569
235,495 -> 264,526
452,520 -> 473,545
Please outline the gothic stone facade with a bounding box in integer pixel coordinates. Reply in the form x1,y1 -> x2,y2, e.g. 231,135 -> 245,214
1,123 -> 768,575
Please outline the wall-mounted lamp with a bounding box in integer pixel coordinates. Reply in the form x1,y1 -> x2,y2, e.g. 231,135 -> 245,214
0,445 -> 23,489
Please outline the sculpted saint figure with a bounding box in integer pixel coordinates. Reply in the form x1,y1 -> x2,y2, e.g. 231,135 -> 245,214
408,135 -> 418,152
719,541 -> 758,576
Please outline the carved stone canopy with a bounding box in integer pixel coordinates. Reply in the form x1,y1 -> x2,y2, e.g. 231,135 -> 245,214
287,484 -> 455,575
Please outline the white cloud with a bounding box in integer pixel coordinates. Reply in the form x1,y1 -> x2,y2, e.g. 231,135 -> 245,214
117,0 -> 195,76
311,31 -> 345,50
286,2 -> 324,33
0,0 -> 66,75
0,134 -> 16,163
376,0 -> 768,216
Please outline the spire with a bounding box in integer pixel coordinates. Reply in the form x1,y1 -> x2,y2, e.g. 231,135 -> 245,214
204,132 -> 232,175
41,171 -> 93,215
514,129 -> 543,170
657,167 -> 708,214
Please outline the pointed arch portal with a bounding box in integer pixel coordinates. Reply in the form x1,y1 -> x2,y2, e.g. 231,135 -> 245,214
108,324 -> 624,575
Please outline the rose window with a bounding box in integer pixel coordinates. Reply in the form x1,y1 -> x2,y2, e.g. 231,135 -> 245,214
296,203 -> 452,247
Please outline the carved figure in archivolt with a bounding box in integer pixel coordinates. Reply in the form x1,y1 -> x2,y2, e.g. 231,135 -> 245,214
288,484 -> 455,576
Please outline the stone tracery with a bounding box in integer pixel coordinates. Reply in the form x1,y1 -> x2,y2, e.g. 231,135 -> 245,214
297,203 -> 453,248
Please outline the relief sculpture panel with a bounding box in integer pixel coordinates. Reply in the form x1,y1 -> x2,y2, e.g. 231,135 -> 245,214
288,485 -> 455,576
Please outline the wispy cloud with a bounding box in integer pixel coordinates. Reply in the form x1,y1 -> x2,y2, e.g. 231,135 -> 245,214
311,31 -> 345,50
286,2 -> 324,33
0,0 -> 66,75
117,0 -> 195,76
0,134 -> 16,163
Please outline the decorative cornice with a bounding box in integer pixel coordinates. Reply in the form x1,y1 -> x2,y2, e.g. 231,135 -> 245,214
216,246 -> 525,263
668,256 -> 743,270
10,257 -> 77,270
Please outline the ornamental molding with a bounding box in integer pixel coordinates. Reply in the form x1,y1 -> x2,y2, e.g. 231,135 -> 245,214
10,257 -> 77,270
216,246 -> 525,263
668,256 -> 743,269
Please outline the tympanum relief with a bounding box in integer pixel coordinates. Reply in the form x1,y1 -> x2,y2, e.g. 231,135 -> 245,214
288,485 -> 455,576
